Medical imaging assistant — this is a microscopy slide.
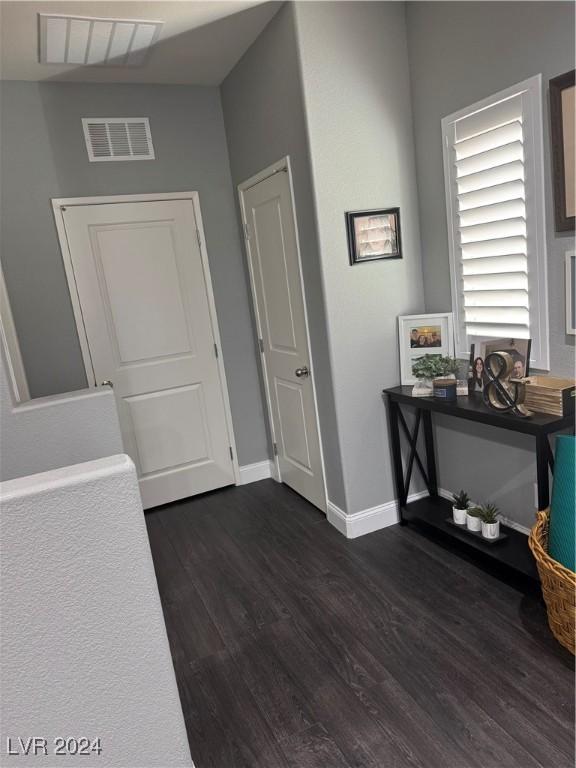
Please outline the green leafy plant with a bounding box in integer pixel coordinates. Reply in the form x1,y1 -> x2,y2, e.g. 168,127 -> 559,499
411,355 -> 459,380
452,490 -> 470,510
478,503 -> 500,524
466,506 -> 483,518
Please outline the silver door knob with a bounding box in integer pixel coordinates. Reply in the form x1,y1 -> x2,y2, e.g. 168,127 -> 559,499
101,380 -> 114,388
295,366 -> 310,378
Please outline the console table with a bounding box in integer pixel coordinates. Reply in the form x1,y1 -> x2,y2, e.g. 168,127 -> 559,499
383,386 -> 573,583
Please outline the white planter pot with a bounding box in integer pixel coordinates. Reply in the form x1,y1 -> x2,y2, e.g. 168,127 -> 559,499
466,513 -> 482,532
482,521 -> 500,539
412,379 -> 433,397
452,506 -> 467,525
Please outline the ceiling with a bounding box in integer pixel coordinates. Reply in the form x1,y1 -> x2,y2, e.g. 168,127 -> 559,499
0,1 -> 281,85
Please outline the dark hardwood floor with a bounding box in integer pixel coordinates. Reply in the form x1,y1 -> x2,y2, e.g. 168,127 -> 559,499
145,480 -> 574,768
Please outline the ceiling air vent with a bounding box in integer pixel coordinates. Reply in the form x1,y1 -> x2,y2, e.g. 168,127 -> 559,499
39,14 -> 164,67
82,118 -> 155,162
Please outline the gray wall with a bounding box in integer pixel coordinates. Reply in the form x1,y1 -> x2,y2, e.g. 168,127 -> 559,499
294,1 -> 425,514
0,344 -> 123,482
221,3 -> 346,508
406,1 -> 575,527
0,81 -> 268,465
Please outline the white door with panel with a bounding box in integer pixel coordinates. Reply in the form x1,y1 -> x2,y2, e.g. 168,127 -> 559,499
241,169 -> 325,512
61,197 -> 236,509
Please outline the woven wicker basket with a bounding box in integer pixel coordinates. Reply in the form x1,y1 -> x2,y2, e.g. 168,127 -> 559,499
528,509 -> 575,655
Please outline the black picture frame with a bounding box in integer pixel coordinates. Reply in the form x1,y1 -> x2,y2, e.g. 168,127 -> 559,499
550,69 -> 575,232
345,207 -> 402,265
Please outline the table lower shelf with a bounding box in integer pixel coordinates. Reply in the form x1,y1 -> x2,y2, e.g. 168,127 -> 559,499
401,496 -> 538,583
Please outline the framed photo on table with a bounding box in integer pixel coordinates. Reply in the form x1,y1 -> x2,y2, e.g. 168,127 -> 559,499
398,312 -> 455,385
469,337 -> 532,395
480,338 -> 531,378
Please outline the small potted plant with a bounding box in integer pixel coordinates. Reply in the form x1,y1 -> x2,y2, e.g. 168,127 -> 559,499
479,503 -> 500,539
466,506 -> 483,532
452,490 -> 470,525
411,355 -> 459,397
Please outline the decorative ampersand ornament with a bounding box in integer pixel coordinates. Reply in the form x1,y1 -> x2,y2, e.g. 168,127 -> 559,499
482,351 -> 532,418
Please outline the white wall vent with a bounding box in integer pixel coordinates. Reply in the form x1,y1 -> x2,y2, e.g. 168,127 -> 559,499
39,14 -> 164,67
82,118 -> 155,162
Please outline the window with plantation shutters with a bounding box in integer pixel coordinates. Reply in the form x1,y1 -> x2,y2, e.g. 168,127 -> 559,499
442,75 -> 549,370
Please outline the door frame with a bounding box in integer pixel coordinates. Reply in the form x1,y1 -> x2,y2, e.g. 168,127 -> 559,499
1,261 -> 30,402
238,157 -> 327,510
52,191 -> 241,485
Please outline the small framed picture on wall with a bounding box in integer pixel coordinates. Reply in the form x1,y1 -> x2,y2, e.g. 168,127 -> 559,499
550,69 -> 575,232
398,313 -> 455,385
346,208 -> 402,264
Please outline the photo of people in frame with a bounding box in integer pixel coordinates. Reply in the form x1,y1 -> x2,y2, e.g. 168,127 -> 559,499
481,338 -> 531,380
470,354 -> 487,393
409,325 -> 442,348
513,356 -> 527,379
468,338 -> 531,395
398,312 -> 454,385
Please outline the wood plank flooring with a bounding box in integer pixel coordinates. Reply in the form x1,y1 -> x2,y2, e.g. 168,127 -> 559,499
145,480 -> 574,768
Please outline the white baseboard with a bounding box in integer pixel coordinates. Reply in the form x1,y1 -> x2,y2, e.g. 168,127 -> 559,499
326,501 -> 395,538
269,459 -> 280,482
326,486 -> 530,540
238,460 -> 275,485
498,516 -> 530,535
438,488 -> 530,535
327,489 -> 429,539
240,474 -> 530,538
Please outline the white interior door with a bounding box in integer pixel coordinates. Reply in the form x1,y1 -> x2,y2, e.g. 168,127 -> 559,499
241,166 -> 326,512
60,196 -> 236,509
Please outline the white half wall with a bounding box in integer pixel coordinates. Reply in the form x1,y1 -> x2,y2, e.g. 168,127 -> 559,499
0,455 -> 193,767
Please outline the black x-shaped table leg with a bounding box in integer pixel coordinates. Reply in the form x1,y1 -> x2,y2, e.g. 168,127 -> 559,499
387,397 -> 439,519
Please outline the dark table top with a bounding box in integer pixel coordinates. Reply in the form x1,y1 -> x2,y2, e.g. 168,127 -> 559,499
383,385 -> 574,436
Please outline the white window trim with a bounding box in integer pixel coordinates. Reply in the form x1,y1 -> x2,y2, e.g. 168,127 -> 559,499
442,74 -> 549,370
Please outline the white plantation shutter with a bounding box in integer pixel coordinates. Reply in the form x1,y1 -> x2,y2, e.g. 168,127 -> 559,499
442,75 -> 549,369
